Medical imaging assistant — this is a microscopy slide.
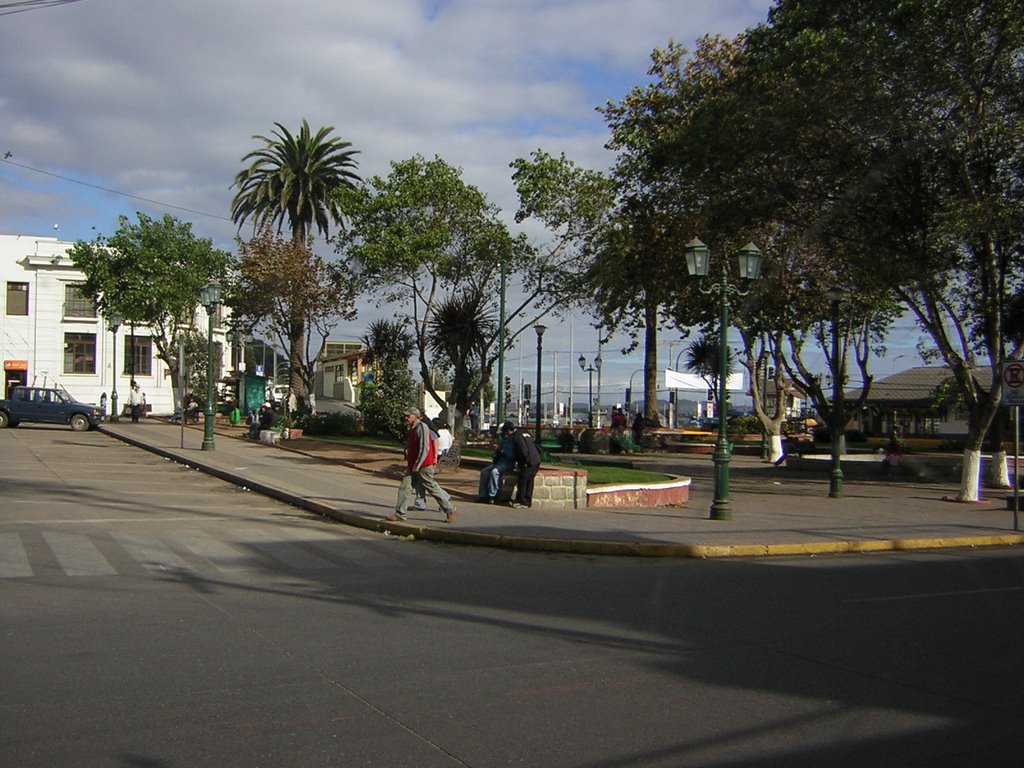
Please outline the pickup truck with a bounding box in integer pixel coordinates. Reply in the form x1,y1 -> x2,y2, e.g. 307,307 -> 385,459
0,385 -> 105,431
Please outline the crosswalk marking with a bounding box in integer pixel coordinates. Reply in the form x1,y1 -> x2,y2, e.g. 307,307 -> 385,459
111,531 -> 196,574
42,532 -> 118,577
231,528 -> 339,570
0,533 -> 33,578
172,530 -> 255,572
0,526 -> 444,581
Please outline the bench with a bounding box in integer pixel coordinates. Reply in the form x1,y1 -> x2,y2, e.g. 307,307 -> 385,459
436,443 -> 461,471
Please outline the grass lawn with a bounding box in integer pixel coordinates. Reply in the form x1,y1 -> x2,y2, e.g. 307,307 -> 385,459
578,464 -> 673,485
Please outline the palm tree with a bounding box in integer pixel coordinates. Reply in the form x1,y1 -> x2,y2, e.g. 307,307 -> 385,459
685,334 -> 734,409
427,296 -> 496,438
231,120 -> 361,243
361,319 -> 415,369
231,120 -> 360,405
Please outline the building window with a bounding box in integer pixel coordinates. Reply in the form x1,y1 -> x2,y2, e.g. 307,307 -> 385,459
64,333 -> 96,374
6,282 -> 28,315
63,284 -> 97,318
123,336 -> 153,378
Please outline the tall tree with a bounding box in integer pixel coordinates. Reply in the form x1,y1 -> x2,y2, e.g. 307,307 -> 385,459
231,229 -> 357,412
335,155 -> 539,438
231,120 -> 361,403
68,213 -> 230,410
427,295 -> 497,428
746,0 -> 1024,499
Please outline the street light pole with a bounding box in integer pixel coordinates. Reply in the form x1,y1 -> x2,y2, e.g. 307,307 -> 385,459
199,280 -> 222,451
684,238 -> 764,521
578,354 -> 597,428
534,325 -> 546,441
828,287 -> 844,498
107,313 -> 121,422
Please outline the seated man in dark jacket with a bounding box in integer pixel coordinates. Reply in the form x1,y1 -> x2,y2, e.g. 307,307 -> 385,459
508,421 -> 542,508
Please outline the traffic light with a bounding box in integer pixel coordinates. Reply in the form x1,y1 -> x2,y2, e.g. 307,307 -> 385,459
523,383 -> 532,401
625,387 -> 631,404
707,388 -> 715,400
504,376 -> 513,401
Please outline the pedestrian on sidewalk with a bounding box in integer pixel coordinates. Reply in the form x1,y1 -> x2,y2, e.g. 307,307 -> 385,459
388,407 -> 457,524
128,382 -> 144,423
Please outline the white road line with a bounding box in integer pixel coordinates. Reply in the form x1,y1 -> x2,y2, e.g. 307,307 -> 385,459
843,586 -> 1023,603
0,533 -> 32,578
42,532 -> 117,577
111,532 -> 196,574
172,530 -> 256,572
231,528 -> 339,570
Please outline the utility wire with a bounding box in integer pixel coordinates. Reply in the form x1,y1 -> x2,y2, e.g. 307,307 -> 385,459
1,154 -> 232,222
0,0 -> 84,17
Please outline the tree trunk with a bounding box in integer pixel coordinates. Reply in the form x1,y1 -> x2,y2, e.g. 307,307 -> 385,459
769,434 -> 784,464
959,448 -> 982,502
642,302 -> 661,427
987,449 -> 1010,489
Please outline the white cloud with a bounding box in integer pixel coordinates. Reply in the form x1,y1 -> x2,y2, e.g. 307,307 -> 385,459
0,0 -> 772,382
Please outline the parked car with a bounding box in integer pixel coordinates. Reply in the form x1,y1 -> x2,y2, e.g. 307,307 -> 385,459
0,385 -> 105,431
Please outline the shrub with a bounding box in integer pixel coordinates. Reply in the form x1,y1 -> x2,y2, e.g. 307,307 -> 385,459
295,411 -> 364,436
727,415 -> 762,435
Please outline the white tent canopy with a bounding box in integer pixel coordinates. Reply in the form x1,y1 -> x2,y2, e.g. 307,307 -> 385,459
665,369 -> 745,391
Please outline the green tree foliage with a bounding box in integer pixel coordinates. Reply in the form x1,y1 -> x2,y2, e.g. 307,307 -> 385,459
230,120 -> 361,401
427,295 -> 496,425
358,319 -> 416,441
231,230 -> 357,412
68,213 -> 230,409
739,0 -> 1024,497
335,155 -> 536,436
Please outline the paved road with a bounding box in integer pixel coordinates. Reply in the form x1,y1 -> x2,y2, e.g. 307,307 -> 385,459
4,426 -> 1024,766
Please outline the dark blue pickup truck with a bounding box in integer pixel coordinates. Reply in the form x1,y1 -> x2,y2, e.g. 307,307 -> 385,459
0,386 -> 105,431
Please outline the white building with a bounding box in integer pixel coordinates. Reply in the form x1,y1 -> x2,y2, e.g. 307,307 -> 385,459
1,233 -> 227,416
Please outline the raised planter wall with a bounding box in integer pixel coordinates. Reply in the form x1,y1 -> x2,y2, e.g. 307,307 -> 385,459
497,468 -> 587,509
587,479 -> 690,508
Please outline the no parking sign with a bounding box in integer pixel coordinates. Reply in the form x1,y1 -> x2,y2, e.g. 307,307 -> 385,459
1002,361 -> 1024,406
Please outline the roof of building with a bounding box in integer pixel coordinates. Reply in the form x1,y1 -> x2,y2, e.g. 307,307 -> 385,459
846,365 -> 993,406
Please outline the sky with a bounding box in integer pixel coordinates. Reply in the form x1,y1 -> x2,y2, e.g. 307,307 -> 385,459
0,0 -> 923,405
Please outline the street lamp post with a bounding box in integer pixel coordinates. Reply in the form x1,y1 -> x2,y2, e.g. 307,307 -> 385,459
684,238 -> 764,521
534,325 -> 546,441
106,312 -> 122,422
199,280 -> 222,451
578,354 -> 598,428
827,287 -> 844,498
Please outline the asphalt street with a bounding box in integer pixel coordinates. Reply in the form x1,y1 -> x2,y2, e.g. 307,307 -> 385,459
3,425 -> 1024,767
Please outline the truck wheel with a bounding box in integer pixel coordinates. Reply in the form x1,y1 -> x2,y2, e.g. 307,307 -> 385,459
0,411 -> 9,428
69,414 -> 89,432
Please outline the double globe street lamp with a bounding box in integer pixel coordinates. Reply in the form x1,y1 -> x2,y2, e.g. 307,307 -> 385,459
684,238 -> 764,521
106,312 -> 122,422
578,352 -> 601,428
199,280 -> 222,451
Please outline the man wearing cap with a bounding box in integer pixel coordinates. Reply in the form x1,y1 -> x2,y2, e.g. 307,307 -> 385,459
387,407 -> 457,524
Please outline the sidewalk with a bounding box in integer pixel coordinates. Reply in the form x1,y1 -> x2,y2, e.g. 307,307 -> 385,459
99,419 -> 1024,558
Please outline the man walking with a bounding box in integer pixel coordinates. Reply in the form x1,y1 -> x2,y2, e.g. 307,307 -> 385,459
387,407 -> 457,524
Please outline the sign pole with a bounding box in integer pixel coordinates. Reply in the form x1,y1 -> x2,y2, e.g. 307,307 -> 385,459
1014,405 -> 1020,532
